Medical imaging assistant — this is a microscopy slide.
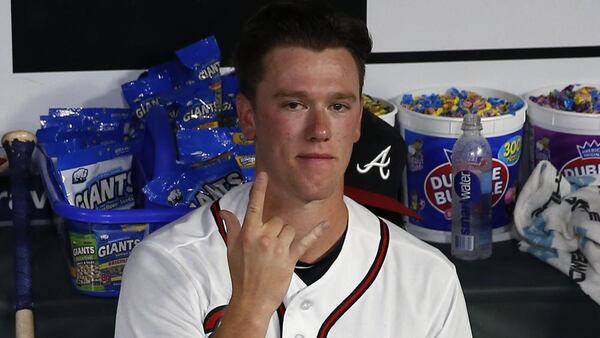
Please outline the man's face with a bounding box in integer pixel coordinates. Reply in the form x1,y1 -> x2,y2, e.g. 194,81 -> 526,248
238,46 -> 362,203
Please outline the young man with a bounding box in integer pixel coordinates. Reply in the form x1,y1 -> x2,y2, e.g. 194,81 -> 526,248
115,2 -> 472,337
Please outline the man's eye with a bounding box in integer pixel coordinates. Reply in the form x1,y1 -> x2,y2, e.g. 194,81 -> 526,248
331,103 -> 349,111
285,102 -> 303,110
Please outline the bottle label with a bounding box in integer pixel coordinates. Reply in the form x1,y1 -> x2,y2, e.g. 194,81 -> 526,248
453,170 -> 481,203
453,170 -> 481,244
454,234 -> 474,251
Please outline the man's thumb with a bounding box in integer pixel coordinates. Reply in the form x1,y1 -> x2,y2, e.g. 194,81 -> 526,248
220,210 -> 241,243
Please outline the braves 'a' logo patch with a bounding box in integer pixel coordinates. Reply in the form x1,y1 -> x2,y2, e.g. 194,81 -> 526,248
356,145 -> 391,180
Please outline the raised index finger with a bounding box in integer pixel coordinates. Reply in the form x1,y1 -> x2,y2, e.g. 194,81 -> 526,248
245,171 -> 268,226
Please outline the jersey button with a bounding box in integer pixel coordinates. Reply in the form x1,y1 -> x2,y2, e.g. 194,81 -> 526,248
294,334 -> 305,338
300,300 -> 313,310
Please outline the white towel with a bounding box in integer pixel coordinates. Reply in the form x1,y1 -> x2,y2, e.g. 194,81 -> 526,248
514,160 -> 600,304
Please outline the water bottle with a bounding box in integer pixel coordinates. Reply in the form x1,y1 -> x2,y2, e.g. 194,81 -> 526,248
451,113 -> 492,260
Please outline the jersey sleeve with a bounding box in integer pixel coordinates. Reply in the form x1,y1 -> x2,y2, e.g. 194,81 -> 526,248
115,240 -> 208,338
434,268 -> 473,338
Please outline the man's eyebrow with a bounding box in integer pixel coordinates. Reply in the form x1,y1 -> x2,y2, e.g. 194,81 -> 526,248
329,92 -> 358,101
273,91 -> 358,101
273,90 -> 309,99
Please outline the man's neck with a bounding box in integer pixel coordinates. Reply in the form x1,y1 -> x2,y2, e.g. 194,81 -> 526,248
262,191 -> 348,264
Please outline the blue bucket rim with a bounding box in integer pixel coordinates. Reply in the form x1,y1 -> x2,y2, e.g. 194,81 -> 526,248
36,148 -> 190,224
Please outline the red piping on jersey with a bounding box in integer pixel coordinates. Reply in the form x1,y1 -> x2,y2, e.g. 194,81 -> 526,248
203,305 -> 226,333
210,200 -> 228,244
344,186 -> 422,220
277,303 -> 286,335
317,219 -> 390,338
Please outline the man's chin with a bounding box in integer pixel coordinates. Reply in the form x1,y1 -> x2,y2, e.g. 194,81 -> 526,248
295,180 -> 343,203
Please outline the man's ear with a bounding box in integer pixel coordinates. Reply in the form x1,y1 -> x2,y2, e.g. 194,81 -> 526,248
237,93 -> 256,140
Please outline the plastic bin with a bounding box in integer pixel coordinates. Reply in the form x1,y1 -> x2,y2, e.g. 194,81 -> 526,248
392,87 -> 526,243
37,148 -> 190,297
524,84 -> 600,176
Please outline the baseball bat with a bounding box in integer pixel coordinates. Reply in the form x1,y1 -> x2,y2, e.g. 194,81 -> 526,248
2,130 -> 36,338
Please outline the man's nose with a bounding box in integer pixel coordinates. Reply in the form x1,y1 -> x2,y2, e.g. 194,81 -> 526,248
306,107 -> 331,142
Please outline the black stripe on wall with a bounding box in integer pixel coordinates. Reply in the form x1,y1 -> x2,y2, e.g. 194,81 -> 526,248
368,46 -> 600,64
11,0 -> 366,73
14,1 -> 598,72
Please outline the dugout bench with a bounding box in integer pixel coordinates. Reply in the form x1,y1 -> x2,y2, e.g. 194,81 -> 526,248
1,225 -> 599,338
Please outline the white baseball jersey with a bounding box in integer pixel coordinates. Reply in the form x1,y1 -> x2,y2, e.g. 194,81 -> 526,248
115,183 -> 472,338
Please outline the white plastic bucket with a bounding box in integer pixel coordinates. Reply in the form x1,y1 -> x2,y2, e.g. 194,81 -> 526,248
364,95 -> 398,127
525,84 -> 600,177
392,87 -> 527,243
379,107 -> 397,126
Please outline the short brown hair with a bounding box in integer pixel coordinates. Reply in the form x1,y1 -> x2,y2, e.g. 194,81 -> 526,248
233,1 -> 372,101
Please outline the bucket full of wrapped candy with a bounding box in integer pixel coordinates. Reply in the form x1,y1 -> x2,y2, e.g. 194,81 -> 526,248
392,87 -> 526,243
526,84 -> 600,177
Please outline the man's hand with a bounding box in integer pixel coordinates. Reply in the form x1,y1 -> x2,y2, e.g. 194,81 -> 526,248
220,171 -> 327,319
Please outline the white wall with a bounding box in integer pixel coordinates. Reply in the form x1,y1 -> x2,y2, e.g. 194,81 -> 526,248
364,0 -> 600,98
368,0 -> 600,52
1,0 -> 600,139
364,57 -> 600,100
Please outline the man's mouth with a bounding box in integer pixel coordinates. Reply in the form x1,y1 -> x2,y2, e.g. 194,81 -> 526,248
298,153 -> 335,160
